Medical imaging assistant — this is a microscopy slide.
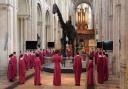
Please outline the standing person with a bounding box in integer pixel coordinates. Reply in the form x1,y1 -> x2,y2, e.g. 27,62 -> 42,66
97,52 -> 104,84
61,48 -> 66,67
94,49 -> 99,65
66,47 -> 71,59
103,53 -> 109,81
24,53 -> 28,70
12,52 -> 17,76
7,54 -> 15,82
52,50 -> 62,86
34,53 -> 41,85
19,54 -> 26,84
87,56 -> 95,89
73,52 -> 82,86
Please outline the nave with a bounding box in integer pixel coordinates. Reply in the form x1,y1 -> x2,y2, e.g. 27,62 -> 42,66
1,66 -> 119,89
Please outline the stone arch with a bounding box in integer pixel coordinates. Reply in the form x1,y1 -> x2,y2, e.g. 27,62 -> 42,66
75,3 -> 93,29
73,0 -> 93,8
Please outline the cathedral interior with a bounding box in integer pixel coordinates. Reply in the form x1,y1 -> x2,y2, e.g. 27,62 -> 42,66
0,0 -> 128,89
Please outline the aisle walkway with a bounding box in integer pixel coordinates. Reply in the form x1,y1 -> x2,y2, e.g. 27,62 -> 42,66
13,72 -> 119,89
14,72 -> 86,89
0,69 -> 120,89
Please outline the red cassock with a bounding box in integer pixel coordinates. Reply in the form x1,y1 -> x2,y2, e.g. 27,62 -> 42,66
97,55 -> 104,84
73,55 -> 82,86
94,52 -> 98,65
52,54 -> 62,86
28,53 -> 31,69
34,57 -> 41,85
24,54 -> 29,70
30,54 -> 35,69
87,60 -> 94,87
7,57 -> 15,81
103,56 -> 109,81
19,57 -> 26,84
90,51 -> 94,57
41,52 -> 45,64
66,48 -> 71,58
39,52 -> 43,65
12,55 -> 17,76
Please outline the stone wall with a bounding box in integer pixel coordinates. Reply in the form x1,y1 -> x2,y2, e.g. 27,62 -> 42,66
93,0 -> 128,89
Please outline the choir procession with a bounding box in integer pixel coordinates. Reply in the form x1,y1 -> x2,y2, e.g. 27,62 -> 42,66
7,48 -> 109,88
1,0 -> 128,88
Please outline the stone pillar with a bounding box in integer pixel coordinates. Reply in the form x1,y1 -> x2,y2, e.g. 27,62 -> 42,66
108,0 -> 113,40
24,17 -> 28,50
20,18 -> 24,52
125,0 -> 128,88
101,0 -> 109,40
0,3 -> 15,76
120,0 -> 128,89
31,0 -> 37,41
112,0 -> 120,75
27,17 -> 32,40
98,0 -> 103,41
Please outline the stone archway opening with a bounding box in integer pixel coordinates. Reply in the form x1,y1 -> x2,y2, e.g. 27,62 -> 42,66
75,3 -> 95,51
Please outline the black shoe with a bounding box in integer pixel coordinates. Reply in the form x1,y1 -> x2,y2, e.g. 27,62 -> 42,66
38,83 -> 42,86
75,84 -> 80,86
9,80 -> 14,82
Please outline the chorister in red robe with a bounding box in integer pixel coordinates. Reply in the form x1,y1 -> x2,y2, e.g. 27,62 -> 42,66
52,50 -> 62,86
7,54 -> 15,82
19,54 -> 26,84
97,52 -> 104,84
12,52 -> 17,76
87,57 -> 95,89
94,51 -> 98,65
24,53 -> 29,70
103,53 -> 109,81
73,53 -> 82,86
66,48 -> 71,58
30,53 -> 35,69
34,54 -> 41,85
41,52 -> 45,64
28,53 -> 31,69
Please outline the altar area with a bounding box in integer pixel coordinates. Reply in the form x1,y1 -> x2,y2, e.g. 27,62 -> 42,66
43,56 -> 86,73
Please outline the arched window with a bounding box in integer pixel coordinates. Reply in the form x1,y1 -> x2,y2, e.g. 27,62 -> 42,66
76,3 -> 93,30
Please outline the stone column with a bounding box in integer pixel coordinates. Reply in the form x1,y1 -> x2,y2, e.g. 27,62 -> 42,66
98,0 -> 103,41
125,0 -> 128,88
108,0 -> 113,40
120,0 -> 128,89
20,17 -> 24,52
27,17 -> 32,40
24,17 -> 28,51
112,0 -> 120,75
101,0 -> 109,40
0,3 -> 15,76
31,0 -> 37,41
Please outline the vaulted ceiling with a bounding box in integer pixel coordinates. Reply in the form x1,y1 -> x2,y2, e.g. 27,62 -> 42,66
72,0 -> 93,8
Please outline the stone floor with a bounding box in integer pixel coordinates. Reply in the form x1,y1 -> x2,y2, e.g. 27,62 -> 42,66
0,70 -> 120,89
0,61 -> 120,89
14,72 -> 86,89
